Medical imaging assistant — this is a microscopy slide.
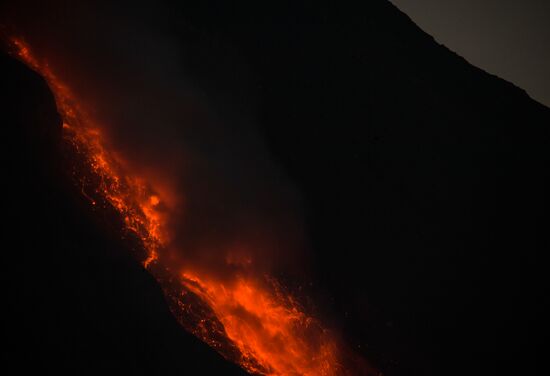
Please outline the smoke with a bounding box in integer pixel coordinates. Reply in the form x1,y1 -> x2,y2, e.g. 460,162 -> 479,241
1,0 -> 309,281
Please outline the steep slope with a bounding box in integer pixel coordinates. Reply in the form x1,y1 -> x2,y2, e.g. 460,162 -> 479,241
167,1 -> 549,375
1,52 -> 248,375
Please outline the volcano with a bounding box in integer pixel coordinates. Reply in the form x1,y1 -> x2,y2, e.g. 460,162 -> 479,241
2,1 -> 549,376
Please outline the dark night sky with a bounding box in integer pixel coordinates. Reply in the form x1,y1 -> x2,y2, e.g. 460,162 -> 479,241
391,0 -> 550,107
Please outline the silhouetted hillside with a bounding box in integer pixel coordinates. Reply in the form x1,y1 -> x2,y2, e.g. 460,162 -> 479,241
1,52 -> 247,376
169,2 -> 549,375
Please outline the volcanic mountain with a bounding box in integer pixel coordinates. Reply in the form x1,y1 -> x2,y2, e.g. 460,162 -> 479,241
2,1 -> 548,376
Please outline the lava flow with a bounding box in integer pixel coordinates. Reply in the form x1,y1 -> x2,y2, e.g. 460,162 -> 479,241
7,37 -> 366,376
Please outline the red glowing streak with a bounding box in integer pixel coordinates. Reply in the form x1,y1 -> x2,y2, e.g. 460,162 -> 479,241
8,37 -> 369,376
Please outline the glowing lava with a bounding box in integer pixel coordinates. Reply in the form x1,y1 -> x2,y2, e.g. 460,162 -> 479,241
7,37 -> 366,376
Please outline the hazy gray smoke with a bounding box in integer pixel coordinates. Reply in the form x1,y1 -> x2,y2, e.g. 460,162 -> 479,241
1,0 -> 309,279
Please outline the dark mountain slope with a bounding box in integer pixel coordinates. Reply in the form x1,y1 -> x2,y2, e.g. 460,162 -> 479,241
165,1 -> 549,375
0,52 -> 247,375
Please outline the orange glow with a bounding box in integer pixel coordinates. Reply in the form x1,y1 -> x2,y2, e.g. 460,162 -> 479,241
182,272 -> 342,375
8,37 -> 367,376
9,37 -> 165,268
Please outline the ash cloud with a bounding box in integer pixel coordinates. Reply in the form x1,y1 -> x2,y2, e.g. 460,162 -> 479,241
1,0 -> 309,280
